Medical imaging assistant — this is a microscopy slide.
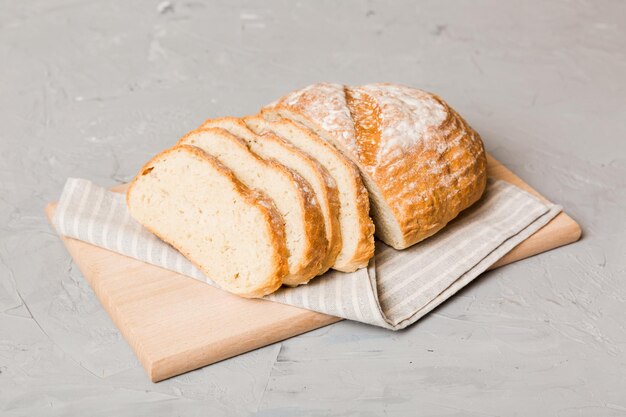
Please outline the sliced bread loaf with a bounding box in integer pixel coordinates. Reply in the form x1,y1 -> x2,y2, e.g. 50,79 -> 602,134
262,82 -> 487,249
126,145 -> 288,298
199,117 -> 342,274
178,128 -> 328,285
246,114 -> 375,272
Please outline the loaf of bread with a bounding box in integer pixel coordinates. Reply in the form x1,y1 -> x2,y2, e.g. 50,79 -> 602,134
126,145 -> 288,298
198,117 -> 342,274
178,128 -> 328,285
127,82 -> 487,298
262,83 -> 487,249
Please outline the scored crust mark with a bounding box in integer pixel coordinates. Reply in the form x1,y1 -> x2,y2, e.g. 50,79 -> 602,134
344,87 -> 382,170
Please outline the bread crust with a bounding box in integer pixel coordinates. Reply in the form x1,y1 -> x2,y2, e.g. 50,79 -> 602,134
345,83 -> 487,248
126,145 -> 288,298
241,115 -> 343,274
178,127 -> 328,286
257,109 -> 375,272
263,83 -> 487,250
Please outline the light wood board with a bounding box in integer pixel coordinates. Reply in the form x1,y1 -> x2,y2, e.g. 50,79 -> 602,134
45,155 -> 581,382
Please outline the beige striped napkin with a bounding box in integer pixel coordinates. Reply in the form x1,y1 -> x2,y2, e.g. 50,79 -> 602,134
52,178 -> 561,330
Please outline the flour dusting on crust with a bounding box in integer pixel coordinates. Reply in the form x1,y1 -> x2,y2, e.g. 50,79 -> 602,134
358,83 -> 447,158
346,83 -> 486,247
282,83 -> 358,152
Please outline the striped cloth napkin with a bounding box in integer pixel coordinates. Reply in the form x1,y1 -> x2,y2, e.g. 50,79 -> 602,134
52,178 -> 561,330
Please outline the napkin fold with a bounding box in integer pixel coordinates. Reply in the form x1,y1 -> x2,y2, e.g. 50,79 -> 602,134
52,178 -> 561,330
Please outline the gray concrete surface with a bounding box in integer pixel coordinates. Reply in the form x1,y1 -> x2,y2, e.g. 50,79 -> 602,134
1,0 -> 625,415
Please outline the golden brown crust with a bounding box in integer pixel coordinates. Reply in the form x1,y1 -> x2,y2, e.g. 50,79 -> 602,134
317,168 -> 342,270
404,99 -> 487,246
264,83 -> 487,251
345,84 -> 487,248
126,145 -> 288,298
267,132 -> 342,275
179,127 -> 328,286
242,115 -> 343,274
265,157 -> 327,285
257,109 -> 375,272
199,116 -> 249,131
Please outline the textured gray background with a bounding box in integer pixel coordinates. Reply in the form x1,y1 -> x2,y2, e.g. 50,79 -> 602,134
1,0 -> 625,415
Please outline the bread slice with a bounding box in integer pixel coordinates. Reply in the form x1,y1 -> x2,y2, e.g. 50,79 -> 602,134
178,128 -> 327,285
199,117 -> 341,274
126,145 -> 288,298
247,114 -> 375,272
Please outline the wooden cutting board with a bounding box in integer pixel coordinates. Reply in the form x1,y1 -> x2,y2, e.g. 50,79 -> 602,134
45,155 -> 581,382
